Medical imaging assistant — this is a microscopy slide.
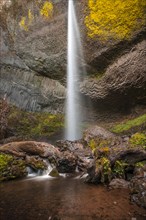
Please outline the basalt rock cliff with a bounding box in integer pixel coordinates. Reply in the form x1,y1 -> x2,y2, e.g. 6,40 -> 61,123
0,0 -> 146,115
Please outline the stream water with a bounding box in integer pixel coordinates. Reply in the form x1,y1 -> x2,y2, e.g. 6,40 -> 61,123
0,176 -> 145,220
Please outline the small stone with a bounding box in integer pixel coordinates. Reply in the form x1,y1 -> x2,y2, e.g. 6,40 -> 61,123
49,168 -> 59,177
109,178 -> 129,189
113,201 -> 117,205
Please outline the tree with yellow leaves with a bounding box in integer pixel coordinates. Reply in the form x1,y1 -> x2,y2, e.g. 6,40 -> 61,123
85,0 -> 146,40
19,1 -> 53,31
40,1 -> 53,18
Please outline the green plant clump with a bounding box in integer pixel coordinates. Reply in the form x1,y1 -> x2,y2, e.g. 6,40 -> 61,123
129,133 -> 146,149
89,139 -> 97,150
135,161 -> 146,168
113,160 -> 128,178
96,157 -> 111,183
111,114 -> 146,134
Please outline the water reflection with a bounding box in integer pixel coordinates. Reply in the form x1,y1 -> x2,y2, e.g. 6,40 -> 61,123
0,177 -> 145,220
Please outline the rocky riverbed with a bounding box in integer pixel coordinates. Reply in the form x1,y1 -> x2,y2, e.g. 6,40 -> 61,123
0,125 -> 146,211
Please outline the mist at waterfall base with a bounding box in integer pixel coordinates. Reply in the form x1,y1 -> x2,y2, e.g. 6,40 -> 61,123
65,0 -> 86,141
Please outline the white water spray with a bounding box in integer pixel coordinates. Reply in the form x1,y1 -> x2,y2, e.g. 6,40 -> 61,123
65,0 -> 84,141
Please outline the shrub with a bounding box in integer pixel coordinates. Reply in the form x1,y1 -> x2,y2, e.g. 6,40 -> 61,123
85,0 -> 146,40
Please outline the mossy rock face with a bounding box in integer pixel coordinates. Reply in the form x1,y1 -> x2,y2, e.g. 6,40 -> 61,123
111,114 -> 146,135
86,130 -> 146,184
4,104 -> 64,140
84,125 -> 121,152
0,153 -> 27,181
129,133 -> 146,150
134,160 -> 146,177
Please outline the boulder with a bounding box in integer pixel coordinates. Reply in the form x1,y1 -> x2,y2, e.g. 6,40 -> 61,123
130,176 -> 146,208
0,141 -> 61,158
83,125 -> 120,146
57,151 -> 77,173
56,139 -> 93,172
0,153 -> 27,181
84,126 -> 146,184
49,168 -> 59,177
109,178 -> 129,189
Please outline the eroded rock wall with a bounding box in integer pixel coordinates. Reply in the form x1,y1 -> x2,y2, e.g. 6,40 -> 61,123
0,0 -> 146,115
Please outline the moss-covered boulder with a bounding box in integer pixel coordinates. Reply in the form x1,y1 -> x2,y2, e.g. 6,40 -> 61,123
111,114 -> 146,135
0,141 -> 62,181
83,125 -> 121,150
85,126 -> 146,184
0,153 -> 27,181
49,168 -> 59,177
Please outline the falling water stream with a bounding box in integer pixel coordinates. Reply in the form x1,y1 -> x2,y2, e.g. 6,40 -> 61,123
65,0 -> 83,141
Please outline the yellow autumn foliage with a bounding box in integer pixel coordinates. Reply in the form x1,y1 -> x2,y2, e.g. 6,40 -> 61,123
40,1 -> 53,18
85,0 -> 146,40
19,9 -> 34,31
28,9 -> 34,24
19,1 -> 54,31
19,16 -> 28,31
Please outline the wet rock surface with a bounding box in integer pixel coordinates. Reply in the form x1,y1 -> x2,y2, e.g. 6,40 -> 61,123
0,1 -> 146,114
0,139 -> 93,180
0,124 -> 146,211
130,177 -> 146,208
56,139 -> 93,172
0,141 -> 61,181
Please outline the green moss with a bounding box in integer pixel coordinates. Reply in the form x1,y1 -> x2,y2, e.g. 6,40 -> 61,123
49,168 -> 59,177
0,153 -> 26,181
129,133 -> 146,149
135,161 -> 146,168
0,154 -> 13,172
8,106 -> 64,138
95,72 -> 104,80
87,71 -> 104,81
33,161 -> 46,170
111,114 -> 146,134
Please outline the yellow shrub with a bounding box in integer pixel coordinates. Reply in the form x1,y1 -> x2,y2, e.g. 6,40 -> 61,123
40,1 -> 53,18
19,17 -> 28,31
28,9 -> 34,24
85,0 -> 146,40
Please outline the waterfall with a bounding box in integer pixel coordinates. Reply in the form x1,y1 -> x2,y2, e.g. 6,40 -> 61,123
65,0 -> 84,141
